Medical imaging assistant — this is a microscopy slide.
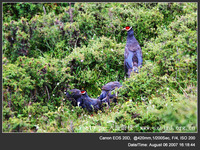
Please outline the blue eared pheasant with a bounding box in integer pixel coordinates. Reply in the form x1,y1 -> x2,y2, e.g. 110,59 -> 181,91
77,90 -> 103,113
65,89 -> 82,106
123,26 -> 143,78
98,81 -> 122,106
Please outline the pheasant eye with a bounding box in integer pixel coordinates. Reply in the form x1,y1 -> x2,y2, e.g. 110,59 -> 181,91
126,26 -> 130,30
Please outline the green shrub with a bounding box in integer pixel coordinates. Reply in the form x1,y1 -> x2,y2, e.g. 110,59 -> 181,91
3,2 -> 197,133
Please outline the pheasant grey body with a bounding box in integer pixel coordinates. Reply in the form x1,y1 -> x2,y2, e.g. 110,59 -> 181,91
99,81 -> 122,105
78,91 -> 102,113
65,89 -> 82,106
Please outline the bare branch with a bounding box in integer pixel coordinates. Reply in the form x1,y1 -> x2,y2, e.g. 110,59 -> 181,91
43,5 -> 46,15
69,3 -> 73,23
45,85 -> 50,102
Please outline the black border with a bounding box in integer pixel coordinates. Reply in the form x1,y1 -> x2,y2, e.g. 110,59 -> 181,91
0,0 -> 199,149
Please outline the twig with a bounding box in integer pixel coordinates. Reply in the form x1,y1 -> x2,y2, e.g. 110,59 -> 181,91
68,2 -> 73,46
173,77 -> 189,98
45,85 -> 50,102
176,82 -> 189,98
176,46 -> 180,79
69,3 -> 73,23
43,5 -> 46,15
70,120 -> 74,132
7,87 -> 11,108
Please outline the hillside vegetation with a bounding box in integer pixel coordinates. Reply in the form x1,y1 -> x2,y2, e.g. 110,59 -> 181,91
3,2 -> 197,132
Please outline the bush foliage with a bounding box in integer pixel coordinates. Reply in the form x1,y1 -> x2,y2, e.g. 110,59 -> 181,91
3,2 -> 197,132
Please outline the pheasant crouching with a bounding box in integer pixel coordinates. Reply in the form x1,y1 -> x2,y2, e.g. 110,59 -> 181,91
98,81 -> 122,106
77,91 -> 103,113
65,89 -> 83,106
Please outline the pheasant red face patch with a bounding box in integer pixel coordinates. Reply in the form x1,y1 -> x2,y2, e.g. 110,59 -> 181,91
125,26 -> 130,30
81,91 -> 86,94
124,26 -> 132,31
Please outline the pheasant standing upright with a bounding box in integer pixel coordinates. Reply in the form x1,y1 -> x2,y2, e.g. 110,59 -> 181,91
122,26 -> 143,78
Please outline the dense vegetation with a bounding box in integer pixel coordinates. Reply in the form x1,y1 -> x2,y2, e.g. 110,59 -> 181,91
3,2 -> 197,132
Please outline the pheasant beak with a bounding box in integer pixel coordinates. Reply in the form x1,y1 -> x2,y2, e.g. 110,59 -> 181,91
122,28 -> 126,31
